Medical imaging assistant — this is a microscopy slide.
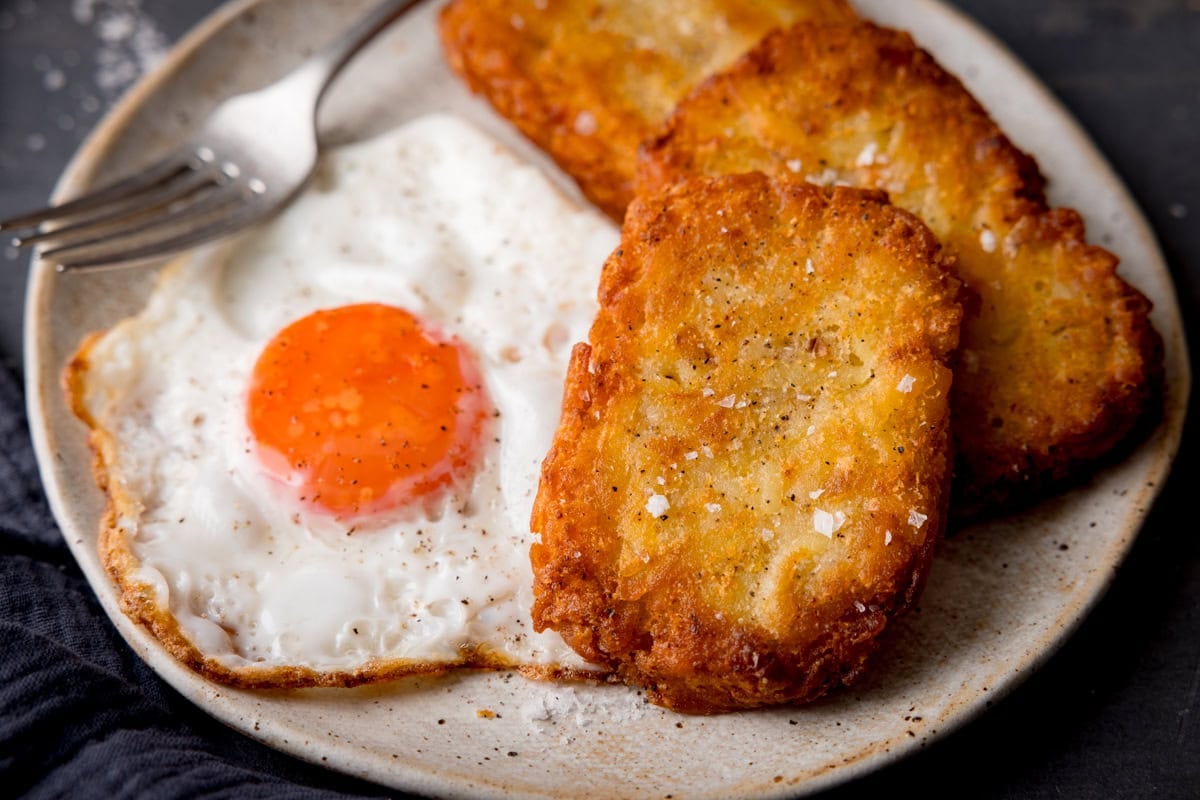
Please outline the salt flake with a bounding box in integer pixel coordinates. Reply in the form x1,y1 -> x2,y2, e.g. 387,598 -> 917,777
574,110 -> 597,136
979,228 -> 997,253
813,509 -> 847,537
855,141 -> 879,167
646,494 -> 670,516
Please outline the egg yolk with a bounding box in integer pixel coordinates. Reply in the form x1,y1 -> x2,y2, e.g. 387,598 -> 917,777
246,303 -> 490,519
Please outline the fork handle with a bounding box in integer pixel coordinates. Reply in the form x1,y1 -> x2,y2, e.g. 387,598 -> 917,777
285,0 -> 424,108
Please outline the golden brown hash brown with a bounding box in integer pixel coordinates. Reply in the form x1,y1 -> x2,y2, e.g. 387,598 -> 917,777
531,175 -> 962,713
638,21 -> 1162,517
438,0 -> 857,219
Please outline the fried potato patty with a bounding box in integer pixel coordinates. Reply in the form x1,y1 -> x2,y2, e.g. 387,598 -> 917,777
638,21 -> 1162,517
438,0 -> 857,219
531,176 -> 961,713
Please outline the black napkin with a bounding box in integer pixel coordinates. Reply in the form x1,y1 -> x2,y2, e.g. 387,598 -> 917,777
0,364 -> 401,799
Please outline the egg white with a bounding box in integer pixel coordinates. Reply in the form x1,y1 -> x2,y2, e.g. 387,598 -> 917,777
76,114 -> 619,677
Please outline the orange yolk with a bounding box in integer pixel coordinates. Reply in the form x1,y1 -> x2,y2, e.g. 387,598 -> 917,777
246,303 -> 490,518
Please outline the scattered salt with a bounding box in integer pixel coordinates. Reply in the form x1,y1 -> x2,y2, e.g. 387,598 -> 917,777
73,0 -> 168,99
685,451 -> 698,461
855,141 -> 879,167
717,394 -> 736,408
520,686 -> 648,735
43,69 -> 66,91
705,503 -> 721,513
806,167 -> 840,186
646,494 -> 670,516
805,258 -> 815,275
574,110 -> 597,136
897,374 -> 916,393
813,509 -> 846,537
97,10 -> 135,41
72,0 -> 97,24
979,228 -> 997,253
908,509 -> 928,529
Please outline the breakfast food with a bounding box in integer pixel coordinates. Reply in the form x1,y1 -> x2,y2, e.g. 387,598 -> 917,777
65,114 -> 619,687
638,21 -> 1162,516
438,0 -> 858,219
531,175 -> 962,712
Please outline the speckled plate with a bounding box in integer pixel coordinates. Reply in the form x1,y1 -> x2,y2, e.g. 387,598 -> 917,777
24,1 -> 1190,798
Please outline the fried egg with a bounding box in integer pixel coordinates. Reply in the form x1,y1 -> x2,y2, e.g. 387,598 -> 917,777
67,113 -> 619,686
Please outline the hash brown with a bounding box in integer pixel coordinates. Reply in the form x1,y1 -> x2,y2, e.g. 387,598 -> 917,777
531,175 -> 962,712
438,0 -> 858,219
638,21 -> 1162,516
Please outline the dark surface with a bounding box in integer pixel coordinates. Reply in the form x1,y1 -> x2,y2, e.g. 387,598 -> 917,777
1,1 -> 1197,798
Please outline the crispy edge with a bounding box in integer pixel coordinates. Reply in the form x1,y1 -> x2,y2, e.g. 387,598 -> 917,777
637,20 -> 1164,519
950,208 -> 1164,516
439,0 -> 643,219
438,0 -> 859,220
531,176 -> 959,712
637,22 -> 1047,226
63,336 -> 604,690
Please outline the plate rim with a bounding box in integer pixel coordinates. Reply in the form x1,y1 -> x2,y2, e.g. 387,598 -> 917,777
23,1 -> 1192,798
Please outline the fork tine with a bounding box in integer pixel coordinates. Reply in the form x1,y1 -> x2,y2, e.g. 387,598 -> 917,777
0,155 -> 193,232
13,168 -> 220,248
38,180 -> 242,260
50,205 -> 264,273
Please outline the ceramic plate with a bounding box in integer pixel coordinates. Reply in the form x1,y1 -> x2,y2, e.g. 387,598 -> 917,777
25,1 -> 1190,798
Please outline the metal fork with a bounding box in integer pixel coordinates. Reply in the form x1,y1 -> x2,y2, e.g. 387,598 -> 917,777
1,0 -> 421,273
